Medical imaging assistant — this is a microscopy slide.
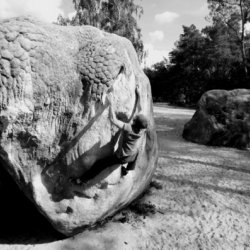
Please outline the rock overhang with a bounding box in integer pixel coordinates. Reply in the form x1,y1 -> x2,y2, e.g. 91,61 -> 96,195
0,17 -> 158,235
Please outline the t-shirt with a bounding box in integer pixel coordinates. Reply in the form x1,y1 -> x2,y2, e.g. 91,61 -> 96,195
115,123 -> 143,159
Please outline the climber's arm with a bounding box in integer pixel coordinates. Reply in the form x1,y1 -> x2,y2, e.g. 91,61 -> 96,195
135,85 -> 142,113
109,105 -> 124,129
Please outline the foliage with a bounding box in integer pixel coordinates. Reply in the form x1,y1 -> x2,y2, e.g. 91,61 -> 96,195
207,0 -> 250,76
145,22 -> 250,105
145,1 -> 250,106
57,0 -> 144,61
144,59 -> 170,102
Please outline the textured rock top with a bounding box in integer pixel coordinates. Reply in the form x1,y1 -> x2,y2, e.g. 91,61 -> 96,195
78,39 -> 127,101
0,17 -> 158,235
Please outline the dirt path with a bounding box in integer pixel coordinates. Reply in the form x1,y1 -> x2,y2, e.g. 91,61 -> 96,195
2,104 -> 250,250
153,104 -> 250,249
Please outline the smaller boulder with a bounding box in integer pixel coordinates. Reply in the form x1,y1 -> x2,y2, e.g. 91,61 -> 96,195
183,89 -> 250,149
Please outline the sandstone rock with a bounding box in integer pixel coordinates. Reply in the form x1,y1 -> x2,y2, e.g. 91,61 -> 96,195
0,17 -> 158,235
183,89 -> 250,149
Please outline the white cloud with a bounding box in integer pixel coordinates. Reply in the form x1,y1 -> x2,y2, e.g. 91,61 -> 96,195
68,11 -> 76,20
245,22 -> 250,35
143,43 -> 169,68
155,11 -> 179,24
0,0 -> 63,23
149,30 -> 164,42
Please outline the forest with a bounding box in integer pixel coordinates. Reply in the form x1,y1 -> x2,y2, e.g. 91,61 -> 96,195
145,0 -> 250,106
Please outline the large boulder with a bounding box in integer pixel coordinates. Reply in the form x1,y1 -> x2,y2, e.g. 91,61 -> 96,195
183,89 -> 250,149
0,17 -> 158,235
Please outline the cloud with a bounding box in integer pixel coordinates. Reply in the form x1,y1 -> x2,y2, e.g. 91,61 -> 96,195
155,11 -> 179,24
68,11 -> 76,20
143,43 -> 169,68
149,30 -> 164,42
245,22 -> 250,35
0,0 -> 63,23
183,4 -> 209,17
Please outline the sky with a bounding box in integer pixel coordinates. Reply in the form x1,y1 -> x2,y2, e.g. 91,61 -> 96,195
137,0 -> 210,67
0,0 -> 210,67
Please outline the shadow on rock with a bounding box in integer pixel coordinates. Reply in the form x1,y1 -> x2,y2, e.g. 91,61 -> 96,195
0,160 -> 64,244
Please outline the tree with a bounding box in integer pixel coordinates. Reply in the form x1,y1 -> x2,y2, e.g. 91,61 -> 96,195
202,21 -> 243,87
144,22 -> 248,106
169,25 -> 210,104
143,2 -> 250,105
144,59 -> 170,102
170,25 -> 208,71
71,0 -> 104,28
57,0 -> 144,61
207,0 -> 250,77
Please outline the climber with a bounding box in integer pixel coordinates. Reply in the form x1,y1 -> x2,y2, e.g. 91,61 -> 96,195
106,85 -> 148,175
72,85 -> 148,184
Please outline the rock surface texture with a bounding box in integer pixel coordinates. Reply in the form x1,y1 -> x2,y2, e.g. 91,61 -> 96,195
0,17 -> 158,235
183,89 -> 250,149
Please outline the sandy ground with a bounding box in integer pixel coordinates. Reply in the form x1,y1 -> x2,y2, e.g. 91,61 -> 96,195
2,104 -> 250,250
